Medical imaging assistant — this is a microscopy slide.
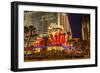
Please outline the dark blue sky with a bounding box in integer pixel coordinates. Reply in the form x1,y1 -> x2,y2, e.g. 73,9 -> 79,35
68,14 -> 82,38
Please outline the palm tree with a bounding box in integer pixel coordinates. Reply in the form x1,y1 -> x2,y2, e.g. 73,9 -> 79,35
29,25 -> 36,36
67,32 -> 71,40
28,25 -> 37,47
42,34 -> 48,52
24,26 -> 29,47
24,26 -> 29,34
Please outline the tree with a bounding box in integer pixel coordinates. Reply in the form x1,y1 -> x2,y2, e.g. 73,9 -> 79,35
24,26 -> 29,47
24,26 -> 29,34
42,34 -> 48,52
29,25 -> 36,36
25,25 -> 37,47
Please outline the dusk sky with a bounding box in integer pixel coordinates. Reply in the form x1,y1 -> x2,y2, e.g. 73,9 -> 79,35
68,13 -> 82,38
